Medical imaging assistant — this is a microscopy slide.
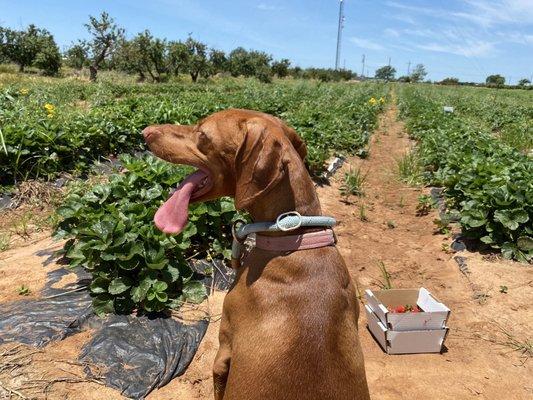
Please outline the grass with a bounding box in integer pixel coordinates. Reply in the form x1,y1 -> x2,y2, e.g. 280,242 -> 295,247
359,203 -> 368,222
0,234 -> 10,252
340,167 -> 367,197
17,285 -> 31,296
397,151 -> 423,185
377,261 -> 393,289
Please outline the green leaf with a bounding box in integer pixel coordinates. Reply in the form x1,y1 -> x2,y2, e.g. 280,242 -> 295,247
93,294 -> 115,316
131,278 -> 152,303
152,280 -> 168,293
108,277 -> 132,295
182,281 -> 207,304
517,236 -> 533,251
89,277 -> 109,294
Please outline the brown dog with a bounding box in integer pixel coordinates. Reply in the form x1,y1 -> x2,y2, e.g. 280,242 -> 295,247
143,109 -> 370,400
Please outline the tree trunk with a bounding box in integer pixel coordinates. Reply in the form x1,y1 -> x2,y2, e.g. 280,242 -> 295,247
138,72 -> 146,82
191,72 -> 198,82
89,65 -> 98,81
18,64 -> 24,73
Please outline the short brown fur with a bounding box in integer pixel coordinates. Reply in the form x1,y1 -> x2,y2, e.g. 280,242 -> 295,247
143,109 -> 370,400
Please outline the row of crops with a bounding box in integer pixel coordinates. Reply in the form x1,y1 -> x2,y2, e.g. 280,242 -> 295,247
398,85 -> 532,263
0,77 -> 387,184
1,76 -> 387,314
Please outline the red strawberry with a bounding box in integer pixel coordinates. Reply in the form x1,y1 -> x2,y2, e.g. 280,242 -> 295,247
395,305 -> 406,313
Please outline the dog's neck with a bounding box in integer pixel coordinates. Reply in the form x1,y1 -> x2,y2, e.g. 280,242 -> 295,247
246,159 -> 322,222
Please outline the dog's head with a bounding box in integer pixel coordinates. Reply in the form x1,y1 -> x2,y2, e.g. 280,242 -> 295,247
143,109 -> 307,234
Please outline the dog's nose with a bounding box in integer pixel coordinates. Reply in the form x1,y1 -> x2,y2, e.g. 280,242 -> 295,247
142,126 -> 158,141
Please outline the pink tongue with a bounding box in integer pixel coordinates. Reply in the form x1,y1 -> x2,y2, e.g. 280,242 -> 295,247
154,170 -> 208,234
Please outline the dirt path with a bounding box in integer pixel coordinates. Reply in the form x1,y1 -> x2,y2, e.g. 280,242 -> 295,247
1,99 -> 532,399
316,99 -> 533,399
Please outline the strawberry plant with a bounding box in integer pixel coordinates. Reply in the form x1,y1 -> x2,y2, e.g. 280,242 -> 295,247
54,154 -> 237,315
399,86 -> 533,262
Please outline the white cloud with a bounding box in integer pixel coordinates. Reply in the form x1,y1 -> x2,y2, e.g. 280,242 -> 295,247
496,31 -> 533,45
384,28 -> 399,37
349,36 -> 385,51
257,3 -> 282,11
387,0 -> 533,27
417,40 -> 496,57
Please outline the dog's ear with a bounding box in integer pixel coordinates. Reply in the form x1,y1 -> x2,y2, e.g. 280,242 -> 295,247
272,117 -> 307,161
234,120 -> 289,210
281,125 -> 307,161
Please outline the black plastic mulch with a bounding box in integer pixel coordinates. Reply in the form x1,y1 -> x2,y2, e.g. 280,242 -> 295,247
0,252 -> 234,399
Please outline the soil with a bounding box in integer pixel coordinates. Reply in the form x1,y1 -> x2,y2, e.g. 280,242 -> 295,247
0,100 -> 531,399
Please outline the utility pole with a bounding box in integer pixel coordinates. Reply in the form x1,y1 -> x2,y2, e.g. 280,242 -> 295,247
361,54 -> 365,77
335,0 -> 345,70
407,61 -> 411,75
388,57 -> 391,67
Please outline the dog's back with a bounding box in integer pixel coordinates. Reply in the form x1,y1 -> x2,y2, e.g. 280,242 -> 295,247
215,246 -> 370,400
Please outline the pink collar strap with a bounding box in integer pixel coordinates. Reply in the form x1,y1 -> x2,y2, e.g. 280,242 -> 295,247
255,229 -> 336,252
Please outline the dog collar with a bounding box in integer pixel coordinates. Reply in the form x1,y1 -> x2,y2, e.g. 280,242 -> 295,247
230,211 -> 337,268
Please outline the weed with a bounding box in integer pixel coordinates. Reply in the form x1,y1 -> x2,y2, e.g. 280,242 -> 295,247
359,204 -> 368,222
397,151 -> 423,185
399,195 -> 405,208
0,234 -> 9,251
340,167 -> 366,197
499,285 -> 508,294
416,194 -> 436,216
377,261 -> 393,289
386,220 -> 396,229
17,285 -> 31,296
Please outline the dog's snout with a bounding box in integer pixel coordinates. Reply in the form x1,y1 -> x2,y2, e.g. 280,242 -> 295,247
142,126 -> 159,141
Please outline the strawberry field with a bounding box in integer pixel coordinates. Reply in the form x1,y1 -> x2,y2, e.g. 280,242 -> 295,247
398,85 -> 533,262
1,76 -> 387,313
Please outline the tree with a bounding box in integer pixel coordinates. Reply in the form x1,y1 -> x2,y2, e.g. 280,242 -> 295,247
65,42 -> 89,70
410,64 -> 427,83
439,77 -> 459,85
209,49 -> 227,75
114,31 -> 167,82
518,78 -> 530,87
375,65 -> 396,81
271,59 -> 290,78
33,33 -> 61,75
85,12 -> 124,81
167,41 -> 189,76
227,47 -> 272,81
397,75 -> 411,83
184,37 -> 209,82
486,74 -> 505,86
0,25 -> 61,75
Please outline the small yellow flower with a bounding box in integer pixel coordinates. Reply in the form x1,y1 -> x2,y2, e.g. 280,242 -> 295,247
44,103 -> 55,112
47,113 -> 54,119
19,88 -> 29,95
379,97 -> 385,104
368,97 -> 377,105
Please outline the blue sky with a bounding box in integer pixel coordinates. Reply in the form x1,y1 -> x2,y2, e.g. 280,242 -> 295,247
1,0 -> 532,83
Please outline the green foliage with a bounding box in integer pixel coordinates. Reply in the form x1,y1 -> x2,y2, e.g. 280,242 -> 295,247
340,167 -> 366,197
0,24 -> 61,75
410,64 -> 427,83
65,42 -> 89,70
486,74 -> 505,87
271,59 -> 291,78
17,284 -> 31,296
0,79 -> 386,184
84,11 -> 125,81
399,85 -> 533,262
54,154 -> 237,315
397,151 -> 423,185
375,65 -> 396,81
